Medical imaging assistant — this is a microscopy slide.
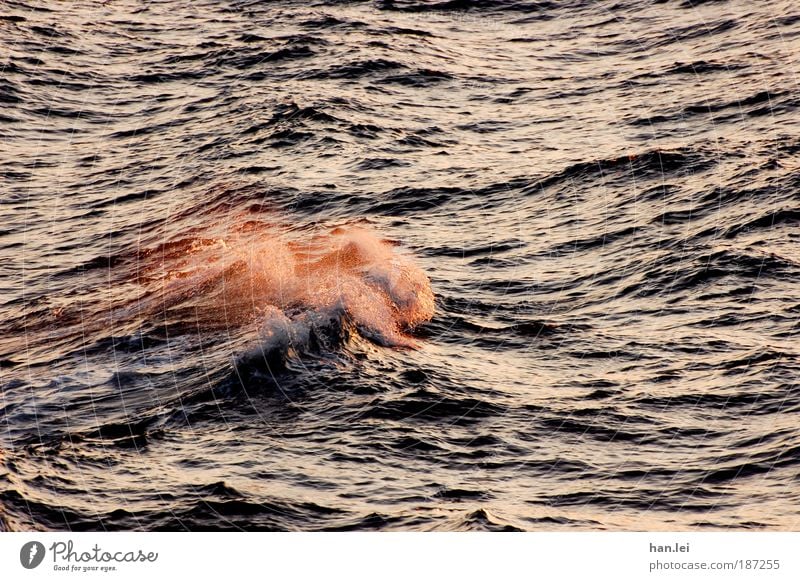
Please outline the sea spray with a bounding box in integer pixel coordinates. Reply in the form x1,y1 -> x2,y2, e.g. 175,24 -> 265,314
131,220 -> 435,369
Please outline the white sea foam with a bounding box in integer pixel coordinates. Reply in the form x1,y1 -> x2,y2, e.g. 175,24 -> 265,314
142,222 -> 434,369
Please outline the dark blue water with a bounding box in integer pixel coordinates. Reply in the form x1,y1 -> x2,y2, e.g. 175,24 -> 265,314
1,0 -> 799,531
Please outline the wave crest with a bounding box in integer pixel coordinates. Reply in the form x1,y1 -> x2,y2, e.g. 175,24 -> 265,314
140,221 -> 434,369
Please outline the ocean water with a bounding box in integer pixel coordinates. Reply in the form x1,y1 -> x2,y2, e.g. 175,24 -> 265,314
1,0 -> 799,531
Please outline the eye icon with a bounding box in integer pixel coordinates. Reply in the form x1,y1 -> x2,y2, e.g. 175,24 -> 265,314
20,541 -> 46,569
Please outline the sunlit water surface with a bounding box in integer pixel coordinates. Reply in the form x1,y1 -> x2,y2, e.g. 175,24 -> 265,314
1,0 -> 799,530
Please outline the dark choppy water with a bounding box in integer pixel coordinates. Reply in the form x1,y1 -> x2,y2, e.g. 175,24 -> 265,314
1,0 -> 799,531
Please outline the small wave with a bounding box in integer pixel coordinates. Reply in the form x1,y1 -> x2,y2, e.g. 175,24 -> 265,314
438,508 -> 524,532
301,15 -> 367,30
380,69 -> 453,87
361,390 -> 504,424
305,58 -> 406,80
724,208 -> 800,238
377,0 -> 555,14
530,148 -> 714,192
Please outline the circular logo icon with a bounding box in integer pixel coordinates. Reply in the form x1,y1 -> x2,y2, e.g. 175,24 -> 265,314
20,541 -> 46,569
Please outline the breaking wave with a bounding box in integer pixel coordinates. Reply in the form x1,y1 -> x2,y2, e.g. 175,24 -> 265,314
132,220 -> 434,370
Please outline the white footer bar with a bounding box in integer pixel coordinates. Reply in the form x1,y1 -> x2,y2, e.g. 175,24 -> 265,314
1,532 -> 797,580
